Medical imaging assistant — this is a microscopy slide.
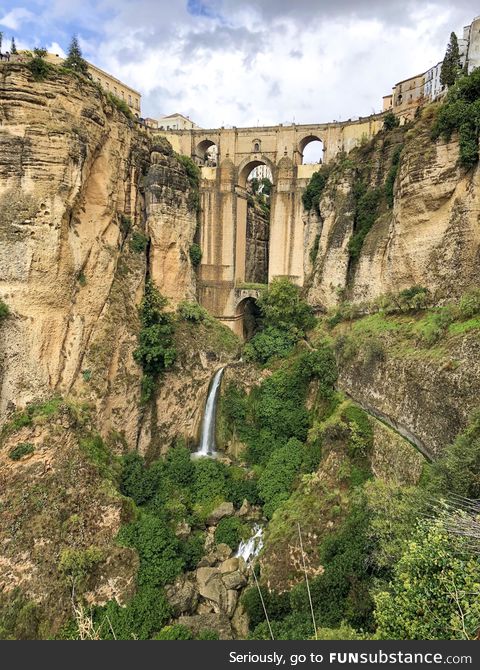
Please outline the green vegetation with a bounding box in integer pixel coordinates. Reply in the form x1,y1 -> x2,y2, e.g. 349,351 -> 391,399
432,67 -> 480,168
302,165 -> 331,214
58,546 -> 104,592
133,281 -> 176,403
106,92 -> 133,120
129,231 -> 148,253
177,300 -> 209,322
214,517 -> 246,550
0,590 -> 42,640
189,243 -> 202,267
8,442 -> 34,461
375,522 -> 480,639
63,35 -> 89,77
0,298 -> 9,322
383,111 -> 400,131
348,182 -> 382,262
440,32 -> 462,88
27,48 -> 53,81
384,144 -> 403,207
177,155 -> 201,211
243,278 -> 315,364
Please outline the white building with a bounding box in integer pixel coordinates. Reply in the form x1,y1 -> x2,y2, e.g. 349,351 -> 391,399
463,16 -> 480,74
157,113 -> 200,130
424,61 -> 443,101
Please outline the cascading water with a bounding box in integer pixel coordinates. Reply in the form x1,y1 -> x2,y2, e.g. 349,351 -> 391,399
235,524 -> 264,563
192,367 -> 225,459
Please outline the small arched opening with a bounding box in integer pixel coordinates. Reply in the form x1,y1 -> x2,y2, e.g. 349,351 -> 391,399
235,297 -> 262,341
238,161 -> 273,285
299,135 -> 324,164
195,139 -> 219,166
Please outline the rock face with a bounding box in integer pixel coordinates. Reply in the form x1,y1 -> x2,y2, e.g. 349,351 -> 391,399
306,117 -> 480,308
338,330 -> 480,460
245,200 -> 269,284
0,63 -> 202,449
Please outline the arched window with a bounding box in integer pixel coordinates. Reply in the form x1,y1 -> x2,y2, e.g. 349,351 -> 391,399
254,142 -> 260,152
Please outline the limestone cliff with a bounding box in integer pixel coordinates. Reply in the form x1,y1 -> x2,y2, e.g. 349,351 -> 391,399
245,200 -> 269,284
306,110 -> 480,308
0,63 -> 201,447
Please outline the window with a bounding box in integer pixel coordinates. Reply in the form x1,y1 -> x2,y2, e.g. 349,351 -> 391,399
254,142 -> 260,152
128,95 -> 132,105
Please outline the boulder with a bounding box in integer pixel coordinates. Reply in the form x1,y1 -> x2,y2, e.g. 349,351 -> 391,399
226,589 -> 238,618
222,570 -> 247,591
219,557 -> 239,574
196,567 -> 228,613
174,520 -> 192,540
165,577 -> 199,616
206,502 -> 234,525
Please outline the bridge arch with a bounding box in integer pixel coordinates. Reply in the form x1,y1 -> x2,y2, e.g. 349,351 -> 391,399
195,138 -> 219,166
237,156 -> 276,188
298,134 -> 324,164
234,293 -> 262,340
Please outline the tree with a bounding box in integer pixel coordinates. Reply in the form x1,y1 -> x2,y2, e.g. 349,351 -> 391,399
375,521 -> 480,639
64,35 -> 89,76
383,111 -> 399,131
10,37 -> 17,55
0,32 -> 3,53
440,32 -> 462,88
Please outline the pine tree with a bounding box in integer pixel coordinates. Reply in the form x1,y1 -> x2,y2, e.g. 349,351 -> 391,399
440,32 -> 462,88
0,31 -> 3,53
64,35 -> 89,76
10,37 -> 17,55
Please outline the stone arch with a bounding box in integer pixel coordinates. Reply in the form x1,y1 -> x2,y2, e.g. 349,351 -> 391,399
298,134 -> 324,164
234,294 -> 262,340
195,138 -> 219,166
237,156 -> 276,188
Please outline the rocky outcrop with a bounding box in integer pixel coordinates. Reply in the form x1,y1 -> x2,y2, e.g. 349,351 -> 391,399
338,330 -> 480,460
245,200 -> 269,284
306,114 -> 480,308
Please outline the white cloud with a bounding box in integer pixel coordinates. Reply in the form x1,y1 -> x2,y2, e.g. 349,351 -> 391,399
0,7 -> 34,30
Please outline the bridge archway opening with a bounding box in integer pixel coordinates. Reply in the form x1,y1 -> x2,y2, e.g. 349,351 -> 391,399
238,161 -> 273,285
299,135 -> 324,164
235,297 -> 262,341
195,139 -> 218,166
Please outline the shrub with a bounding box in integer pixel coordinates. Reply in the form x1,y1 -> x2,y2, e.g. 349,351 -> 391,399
192,458 -> 228,506
130,232 -> 148,253
258,439 -> 304,517
154,624 -> 193,640
243,326 -> 296,364
384,144 -> 403,207
348,184 -> 382,262
180,532 -> 205,571
133,281 -> 176,402
0,299 -> 9,322
8,442 -> 34,461
120,453 -> 165,506
383,111 -> 400,131
424,411 -> 480,498
458,288 -> 480,319
119,214 -> 132,236
118,512 -> 184,588
189,243 -> 202,267
257,278 -> 315,338
165,445 -> 195,486
94,585 -> 171,640
302,165 -> 331,214
432,68 -> 480,168
214,517 -> 245,550
0,590 -> 42,640
177,300 -> 208,322
58,546 -> 104,591
106,92 -> 133,119
242,586 -> 291,630
27,50 -> 52,81
374,521 -> 480,639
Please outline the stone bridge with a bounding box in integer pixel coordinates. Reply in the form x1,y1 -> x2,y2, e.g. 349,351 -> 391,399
161,115 -> 384,336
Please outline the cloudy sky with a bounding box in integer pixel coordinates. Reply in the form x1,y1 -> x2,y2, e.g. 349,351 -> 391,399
0,0 -> 478,128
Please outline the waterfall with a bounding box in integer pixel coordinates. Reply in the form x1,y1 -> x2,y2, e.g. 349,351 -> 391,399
192,367 -> 225,459
235,524 -> 264,562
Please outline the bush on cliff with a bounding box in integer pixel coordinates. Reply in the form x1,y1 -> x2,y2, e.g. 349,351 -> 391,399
0,299 -> 9,322
432,67 -> 480,168
133,281 -> 176,403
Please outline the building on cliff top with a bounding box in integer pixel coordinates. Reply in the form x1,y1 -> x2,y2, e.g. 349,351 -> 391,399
41,52 -> 141,117
157,113 -> 200,130
384,15 -> 480,122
